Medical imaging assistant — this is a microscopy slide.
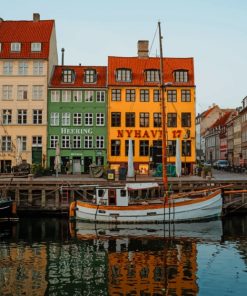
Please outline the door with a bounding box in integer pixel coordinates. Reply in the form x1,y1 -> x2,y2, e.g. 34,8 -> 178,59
108,189 -> 116,205
32,147 -> 42,165
96,156 -> 104,165
73,157 -> 81,174
84,156 -> 93,173
0,160 -> 12,173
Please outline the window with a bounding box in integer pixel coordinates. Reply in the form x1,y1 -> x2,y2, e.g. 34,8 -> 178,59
140,113 -> 149,127
96,136 -> 104,149
2,85 -> 13,100
62,112 -> 70,126
111,140 -> 120,156
181,113 -> 191,127
167,113 -> 177,127
3,61 -> 13,75
140,140 -> 149,156
33,110 -> 42,124
32,136 -> 42,147
62,69 -> 75,83
96,91 -> 105,102
181,90 -> 191,102
51,90 -> 60,102
73,113 -> 82,126
125,140 -> 135,156
33,61 -> 43,75
167,140 -> 176,157
1,136 -> 11,151
84,69 -> 96,83
17,86 -> 28,100
182,140 -> 191,156
17,136 -> 27,151
167,90 -> 177,102
153,113 -> 161,127
116,68 -> 132,82
126,89 -> 135,102
140,89 -> 149,102
32,86 -> 43,100
85,90 -> 94,102
125,112 -> 135,127
84,135 -> 93,148
84,113 -> 93,126
31,42 -> 41,52
17,110 -> 27,124
62,136 -> 70,148
145,70 -> 160,82
50,112 -> 59,126
96,113 -> 105,126
11,42 -> 21,52
50,135 -> 59,148
112,89 -> 121,101
2,110 -> 12,124
73,91 -> 82,102
153,89 -> 160,102
73,136 -> 81,149
18,61 -> 28,75
62,90 -> 72,102
174,70 -> 188,82
111,112 -> 121,127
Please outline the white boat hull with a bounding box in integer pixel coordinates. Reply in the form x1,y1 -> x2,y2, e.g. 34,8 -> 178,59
73,190 -> 222,223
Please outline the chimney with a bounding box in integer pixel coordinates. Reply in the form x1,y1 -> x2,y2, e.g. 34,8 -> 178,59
137,40 -> 149,58
61,48 -> 65,66
33,13 -> 40,22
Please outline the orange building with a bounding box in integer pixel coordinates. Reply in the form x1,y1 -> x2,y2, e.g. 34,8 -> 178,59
107,41 -> 196,174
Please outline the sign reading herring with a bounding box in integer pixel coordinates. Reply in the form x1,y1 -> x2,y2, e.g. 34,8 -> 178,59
61,128 -> 93,135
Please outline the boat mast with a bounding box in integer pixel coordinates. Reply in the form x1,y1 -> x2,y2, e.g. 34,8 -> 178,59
158,21 -> 168,192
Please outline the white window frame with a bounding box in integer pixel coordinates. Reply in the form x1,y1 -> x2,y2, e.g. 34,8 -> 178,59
33,61 -> 43,75
2,109 -> 12,124
73,91 -> 82,102
50,112 -> 59,126
84,113 -> 93,126
2,85 -> 13,100
84,135 -> 93,149
96,113 -> 105,126
62,90 -> 72,102
17,136 -> 27,151
1,136 -> 12,152
96,136 -> 104,149
32,85 -> 43,100
73,135 -> 81,149
51,90 -> 60,102
85,90 -> 94,102
96,91 -> 105,102
62,112 -> 70,126
62,135 -> 70,148
73,113 -> 82,126
17,109 -> 27,124
18,61 -> 28,75
33,109 -> 42,124
11,42 -> 21,52
32,136 -> 42,147
50,135 -> 59,148
3,61 -> 13,75
31,42 -> 42,52
17,85 -> 28,100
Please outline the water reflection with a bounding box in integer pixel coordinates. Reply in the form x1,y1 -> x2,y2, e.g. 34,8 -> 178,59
0,217 -> 246,296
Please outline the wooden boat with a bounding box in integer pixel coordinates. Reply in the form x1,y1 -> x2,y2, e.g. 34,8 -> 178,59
0,197 -> 17,221
69,22 -> 222,224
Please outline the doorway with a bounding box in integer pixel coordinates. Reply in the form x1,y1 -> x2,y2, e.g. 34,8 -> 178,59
96,156 -> 104,165
32,147 -> 42,165
108,189 -> 116,205
73,157 -> 81,174
0,160 -> 12,173
84,156 -> 93,173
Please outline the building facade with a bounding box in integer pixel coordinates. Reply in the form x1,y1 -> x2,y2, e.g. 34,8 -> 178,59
107,41 -> 196,174
240,97 -> 247,166
48,65 -> 107,174
0,13 -> 58,172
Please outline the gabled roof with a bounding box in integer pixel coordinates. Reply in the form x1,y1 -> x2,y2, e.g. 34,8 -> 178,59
49,66 -> 107,88
209,112 -> 233,129
0,20 -> 54,59
108,56 -> 194,86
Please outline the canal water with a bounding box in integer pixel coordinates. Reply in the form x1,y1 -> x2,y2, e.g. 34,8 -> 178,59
0,216 -> 246,296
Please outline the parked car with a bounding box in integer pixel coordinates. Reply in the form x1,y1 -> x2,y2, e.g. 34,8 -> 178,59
214,160 -> 229,170
204,161 -> 212,167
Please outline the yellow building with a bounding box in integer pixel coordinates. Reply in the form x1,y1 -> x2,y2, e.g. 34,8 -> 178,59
108,41 -> 196,174
0,13 -> 58,172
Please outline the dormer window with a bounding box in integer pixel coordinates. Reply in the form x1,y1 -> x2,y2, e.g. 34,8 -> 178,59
174,70 -> 188,82
11,42 -> 21,52
116,68 -> 132,82
145,69 -> 160,82
62,69 -> 75,83
84,69 -> 97,83
31,42 -> 42,52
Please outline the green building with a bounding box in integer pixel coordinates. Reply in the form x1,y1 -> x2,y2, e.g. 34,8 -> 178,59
48,66 -> 107,173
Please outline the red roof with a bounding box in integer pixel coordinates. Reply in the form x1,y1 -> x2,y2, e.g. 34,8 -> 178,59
0,20 -> 54,59
50,66 -> 107,88
209,112 -> 233,129
108,56 -> 194,86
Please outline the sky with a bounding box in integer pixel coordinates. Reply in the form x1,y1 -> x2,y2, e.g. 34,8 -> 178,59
1,0 -> 247,113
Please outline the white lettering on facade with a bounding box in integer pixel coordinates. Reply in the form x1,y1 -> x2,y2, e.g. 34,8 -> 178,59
61,128 -> 93,135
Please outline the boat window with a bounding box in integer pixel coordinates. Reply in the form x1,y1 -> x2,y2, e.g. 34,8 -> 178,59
98,189 -> 105,197
120,190 -> 126,197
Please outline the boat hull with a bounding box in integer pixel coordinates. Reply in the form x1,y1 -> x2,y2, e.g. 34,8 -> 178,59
0,200 -> 13,219
73,190 -> 222,223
